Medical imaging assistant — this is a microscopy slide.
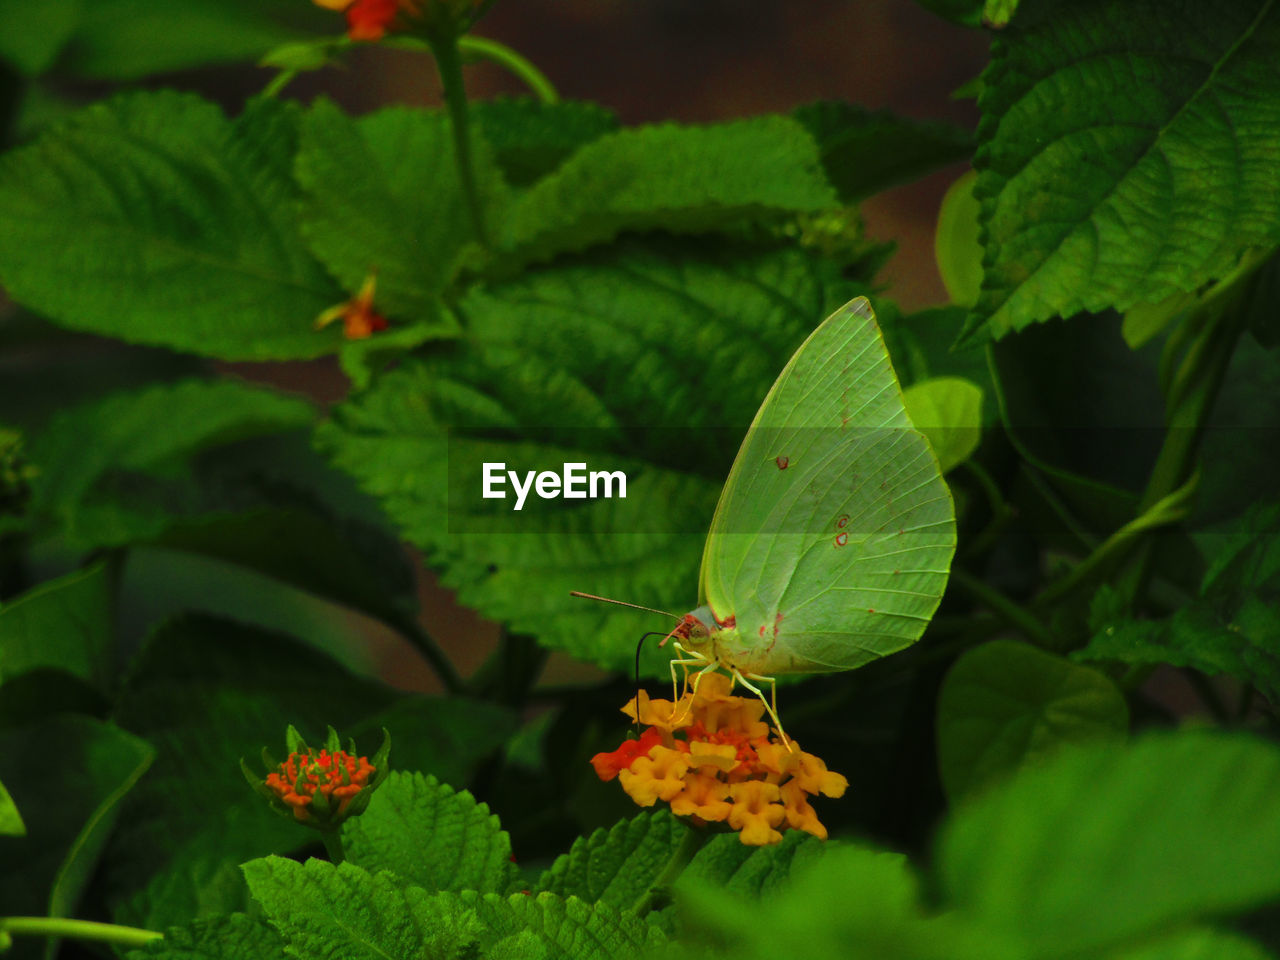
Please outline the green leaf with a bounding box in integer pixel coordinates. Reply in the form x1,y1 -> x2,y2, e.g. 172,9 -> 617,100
534,811 -> 687,909
1107,928 -> 1278,960
243,857 -> 659,960
793,101 -> 972,203
296,100 -> 508,325
342,771 -> 516,894
26,378 -> 315,549
965,0 -> 1280,342
107,614 -> 395,930
902,376 -> 984,474
939,731 -> 1280,957
0,776 -> 25,836
0,93 -> 344,359
983,0 -> 1020,27
58,0 -> 306,81
126,913 -> 285,960
499,117 -> 838,262
1079,502 -> 1280,703
317,240 -> 858,671
678,843 -> 1003,960
471,97 -> 620,187
0,0 -> 81,75
0,716 -> 153,955
935,169 -> 982,308
0,561 -> 112,688
680,829 -> 830,900
936,640 -> 1128,801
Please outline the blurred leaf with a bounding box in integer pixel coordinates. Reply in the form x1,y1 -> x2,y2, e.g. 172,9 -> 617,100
471,97 -> 620,188
1079,502 -> 1280,702
317,240 -> 858,672
902,376 -> 984,473
59,0 -> 307,81
0,93 -> 343,359
26,379 -> 314,549
678,843 -> 1002,960
939,731 -> 1280,957
935,169 -> 982,308
296,100 -> 508,325
983,0 -> 1020,27
964,1 -> 1280,343
793,101 -> 972,204
1107,928 -> 1278,960
534,810 -> 687,909
341,771 -> 517,894
0,716 -> 153,960
0,0 -> 81,75
125,913 -> 286,960
0,561 -> 111,688
936,640 -> 1128,801
498,117 -> 838,263
107,614 -> 395,930
0,776 -> 25,836
912,0 -> 983,28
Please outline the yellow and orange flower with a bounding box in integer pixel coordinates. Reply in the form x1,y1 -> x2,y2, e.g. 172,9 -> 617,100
315,274 -> 389,340
589,673 -> 848,845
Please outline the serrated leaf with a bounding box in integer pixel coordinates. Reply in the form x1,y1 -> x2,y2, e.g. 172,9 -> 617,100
534,811 -> 688,909
966,1 -> 1280,343
902,376 -> 984,473
0,777 -> 24,836
126,913 -> 285,960
0,716 -> 154,960
296,100 -> 508,325
680,829 -> 829,900
939,731 -> 1280,957
243,857 -> 658,960
0,93 -> 344,359
471,97 -> 620,187
26,378 -> 315,549
1079,501 -> 1280,702
317,240 -> 859,672
793,101 -> 972,203
342,771 -> 515,894
107,615 -> 395,930
0,561 -> 111,688
499,117 -> 838,262
936,640 -> 1128,801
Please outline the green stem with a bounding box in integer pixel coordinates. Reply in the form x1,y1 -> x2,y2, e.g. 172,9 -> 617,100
0,917 -> 162,949
631,824 -> 709,916
321,828 -> 346,865
459,36 -> 558,103
390,614 -> 465,695
1184,669 -> 1230,724
261,69 -> 298,99
951,568 -> 1057,650
429,34 -> 489,247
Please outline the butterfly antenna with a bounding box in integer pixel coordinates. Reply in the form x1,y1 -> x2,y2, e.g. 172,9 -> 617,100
569,591 -> 680,621
633,632 -> 672,734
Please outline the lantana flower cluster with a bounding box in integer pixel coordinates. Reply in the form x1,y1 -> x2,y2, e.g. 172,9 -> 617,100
590,673 -> 848,845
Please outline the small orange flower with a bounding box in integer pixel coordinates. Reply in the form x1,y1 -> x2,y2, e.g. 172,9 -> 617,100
315,274 -> 389,340
312,0 -> 419,41
590,674 -> 847,845
244,725 -> 390,830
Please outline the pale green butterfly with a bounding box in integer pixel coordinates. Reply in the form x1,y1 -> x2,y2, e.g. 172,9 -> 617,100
577,296 -> 956,734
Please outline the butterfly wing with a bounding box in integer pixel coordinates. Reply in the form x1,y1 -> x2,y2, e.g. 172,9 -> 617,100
699,297 -> 955,674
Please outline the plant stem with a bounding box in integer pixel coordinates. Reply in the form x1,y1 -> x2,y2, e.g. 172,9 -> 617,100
0,917 -> 162,949
261,69 -> 298,99
631,824 -> 709,916
429,35 -> 489,247
390,613 -> 465,695
459,36 -> 558,103
951,568 -> 1057,650
321,828 -> 346,864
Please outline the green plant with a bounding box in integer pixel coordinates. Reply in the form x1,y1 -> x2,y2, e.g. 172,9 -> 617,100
3,0 -> 1280,958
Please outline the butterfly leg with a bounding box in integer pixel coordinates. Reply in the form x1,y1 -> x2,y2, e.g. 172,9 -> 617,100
733,668 -> 792,750
667,641 -> 715,725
